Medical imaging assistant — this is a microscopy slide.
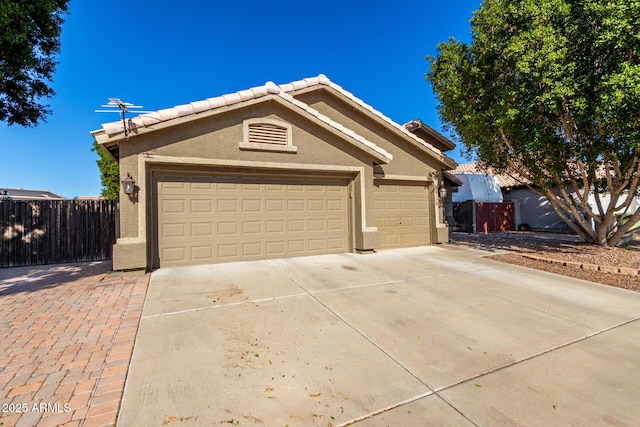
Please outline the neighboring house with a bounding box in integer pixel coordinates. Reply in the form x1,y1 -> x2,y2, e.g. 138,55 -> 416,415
92,75 -> 456,270
76,196 -> 107,201
587,191 -> 640,218
452,162 -> 569,232
0,187 -> 66,201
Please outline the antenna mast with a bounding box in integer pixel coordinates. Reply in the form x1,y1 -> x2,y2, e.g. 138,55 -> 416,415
95,98 -> 153,138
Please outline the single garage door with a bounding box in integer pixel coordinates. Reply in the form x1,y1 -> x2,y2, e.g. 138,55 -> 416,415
373,182 -> 431,249
155,173 -> 350,267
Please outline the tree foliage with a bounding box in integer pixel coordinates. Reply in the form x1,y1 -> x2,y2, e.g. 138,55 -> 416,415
91,141 -> 120,200
0,0 -> 70,126
427,0 -> 640,246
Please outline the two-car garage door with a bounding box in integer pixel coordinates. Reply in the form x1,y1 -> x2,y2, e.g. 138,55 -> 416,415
154,173 -> 433,267
155,173 -> 351,267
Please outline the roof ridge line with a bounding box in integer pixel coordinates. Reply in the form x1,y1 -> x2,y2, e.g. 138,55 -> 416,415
277,75 -> 452,165
95,75 -> 393,162
274,90 -> 392,161
93,75 -> 453,167
98,76 -> 329,136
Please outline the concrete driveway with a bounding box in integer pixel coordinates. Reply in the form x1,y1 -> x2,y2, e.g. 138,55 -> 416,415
119,245 -> 640,426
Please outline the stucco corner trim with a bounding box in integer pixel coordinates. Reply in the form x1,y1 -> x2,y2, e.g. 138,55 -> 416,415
115,237 -> 146,245
112,237 -> 147,271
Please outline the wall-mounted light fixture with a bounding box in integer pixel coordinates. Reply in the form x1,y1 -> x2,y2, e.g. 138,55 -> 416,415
121,173 -> 135,195
438,185 -> 447,199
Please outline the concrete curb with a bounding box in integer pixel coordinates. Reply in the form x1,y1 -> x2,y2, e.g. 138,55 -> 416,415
520,254 -> 639,276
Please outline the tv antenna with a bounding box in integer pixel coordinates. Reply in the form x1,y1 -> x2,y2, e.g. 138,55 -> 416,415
95,98 -> 154,137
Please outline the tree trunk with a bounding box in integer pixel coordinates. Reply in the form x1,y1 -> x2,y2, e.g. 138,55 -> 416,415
595,221 -> 609,247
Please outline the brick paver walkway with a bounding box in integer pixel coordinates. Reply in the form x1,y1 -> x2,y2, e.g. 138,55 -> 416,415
0,262 -> 149,427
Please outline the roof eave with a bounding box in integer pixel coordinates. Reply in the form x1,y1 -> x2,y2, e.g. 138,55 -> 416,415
443,171 -> 463,186
91,93 -> 392,165
91,129 -> 120,160
406,121 -> 456,152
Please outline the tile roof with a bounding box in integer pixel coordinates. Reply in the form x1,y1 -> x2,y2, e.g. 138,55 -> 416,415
94,76 -> 392,163
454,161 -> 615,188
92,75 -> 454,167
452,162 -> 527,188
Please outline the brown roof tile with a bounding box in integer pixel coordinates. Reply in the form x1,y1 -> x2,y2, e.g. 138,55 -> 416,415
452,162 -> 528,188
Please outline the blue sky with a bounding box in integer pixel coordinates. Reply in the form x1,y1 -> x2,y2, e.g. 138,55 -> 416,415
0,1 -> 479,198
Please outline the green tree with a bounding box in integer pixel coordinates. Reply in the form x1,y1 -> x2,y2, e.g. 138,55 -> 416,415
92,140 -> 120,200
427,0 -> 640,246
0,0 -> 70,126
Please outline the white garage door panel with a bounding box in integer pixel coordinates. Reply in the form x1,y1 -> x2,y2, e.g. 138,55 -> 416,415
373,183 -> 431,249
156,174 -> 350,267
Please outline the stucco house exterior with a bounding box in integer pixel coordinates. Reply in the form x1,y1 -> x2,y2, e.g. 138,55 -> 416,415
92,75 -> 456,271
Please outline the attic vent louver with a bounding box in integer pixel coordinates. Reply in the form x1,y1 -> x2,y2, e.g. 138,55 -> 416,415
248,123 -> 288,145
240,118 -> 297,153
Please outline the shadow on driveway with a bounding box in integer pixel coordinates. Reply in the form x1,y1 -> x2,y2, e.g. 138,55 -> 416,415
0,261 -> 112,296
120,246 -> 640,426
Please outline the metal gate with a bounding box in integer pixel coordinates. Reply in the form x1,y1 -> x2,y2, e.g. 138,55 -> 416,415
475,202 -> 515,233
451,201 -> 514,233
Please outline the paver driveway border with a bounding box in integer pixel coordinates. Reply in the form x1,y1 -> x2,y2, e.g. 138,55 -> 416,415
120,245 -> 640,426
0,262 -> 149,427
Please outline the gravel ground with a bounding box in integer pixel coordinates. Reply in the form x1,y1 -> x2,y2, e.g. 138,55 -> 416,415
449,232 -> 640,292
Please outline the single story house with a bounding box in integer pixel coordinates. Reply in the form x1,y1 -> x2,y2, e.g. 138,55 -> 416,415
0,188 -> 66,201
92,75 -> 456,270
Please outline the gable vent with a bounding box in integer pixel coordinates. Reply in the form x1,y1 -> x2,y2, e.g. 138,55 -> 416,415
248,123 -> 288,145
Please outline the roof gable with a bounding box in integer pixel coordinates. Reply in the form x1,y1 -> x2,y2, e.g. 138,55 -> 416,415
92,78 -> 393,164
280,77 -> 456,168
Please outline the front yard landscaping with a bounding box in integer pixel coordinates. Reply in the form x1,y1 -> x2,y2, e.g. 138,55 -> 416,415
450,232 -> 640,292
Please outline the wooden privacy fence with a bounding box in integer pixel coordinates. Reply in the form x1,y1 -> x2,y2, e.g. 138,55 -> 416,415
0,200 -> 116,268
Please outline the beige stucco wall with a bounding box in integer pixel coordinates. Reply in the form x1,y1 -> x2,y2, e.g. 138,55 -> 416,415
118,101 -> 375,167
113,99 -> 381,270
109,91 -> 453,270
296,89 -> 451,244
295,90 -> 443,176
